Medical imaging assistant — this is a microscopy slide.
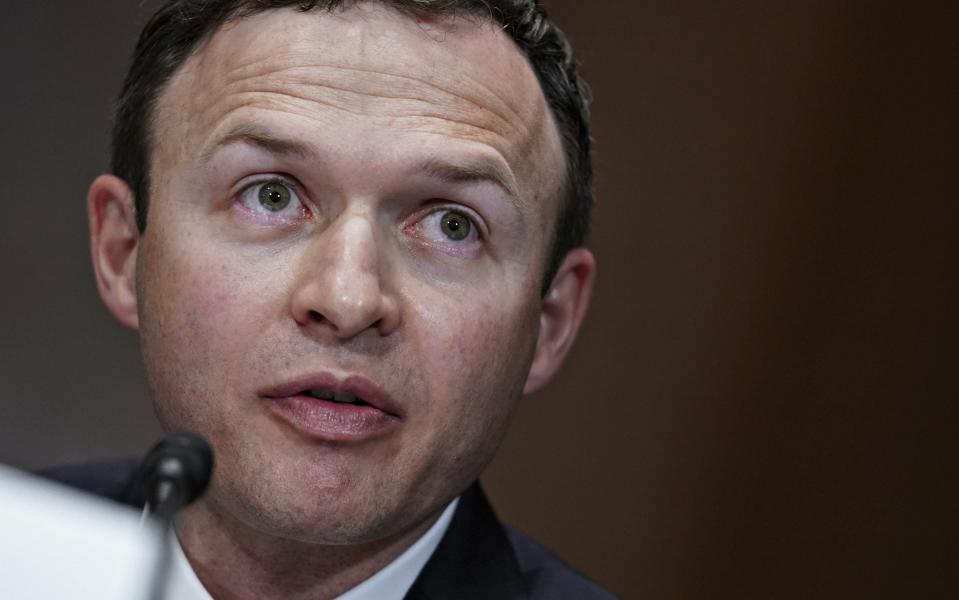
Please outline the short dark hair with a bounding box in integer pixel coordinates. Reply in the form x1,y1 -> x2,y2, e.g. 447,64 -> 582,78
112,0 -> 592,290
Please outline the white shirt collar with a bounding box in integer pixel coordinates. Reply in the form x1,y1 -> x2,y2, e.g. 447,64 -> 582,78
334,498 -> 458,600
164,498 -> 459,600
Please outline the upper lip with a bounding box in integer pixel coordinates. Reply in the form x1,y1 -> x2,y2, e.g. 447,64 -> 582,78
260,372 -> 403,418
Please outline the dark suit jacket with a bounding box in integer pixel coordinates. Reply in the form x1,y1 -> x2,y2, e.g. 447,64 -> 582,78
41,460 -> 617,599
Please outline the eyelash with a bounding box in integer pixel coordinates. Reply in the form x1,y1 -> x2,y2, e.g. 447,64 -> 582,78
422,204 -> 483,235
395,205 -> 485,261
231,179 -> 486,247
234,176 -> 308,218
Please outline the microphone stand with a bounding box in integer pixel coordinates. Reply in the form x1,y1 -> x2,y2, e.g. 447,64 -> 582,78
137,432 -> 214,600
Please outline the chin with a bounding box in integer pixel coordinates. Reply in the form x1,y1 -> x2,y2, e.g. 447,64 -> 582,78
207,460 -> 412,546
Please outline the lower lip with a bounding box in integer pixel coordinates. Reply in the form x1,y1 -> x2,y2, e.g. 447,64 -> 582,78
266,395 -> 399,442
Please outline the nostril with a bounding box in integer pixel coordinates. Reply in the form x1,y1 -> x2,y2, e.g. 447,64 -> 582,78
303,307 -> 383,337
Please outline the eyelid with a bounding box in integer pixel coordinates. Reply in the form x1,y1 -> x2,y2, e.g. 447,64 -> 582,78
419,202 -> 488,240
235,174 -> 303,199
233,174 -> 312,218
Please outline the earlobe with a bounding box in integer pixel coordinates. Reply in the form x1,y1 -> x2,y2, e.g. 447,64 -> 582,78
523,247 -> 596,395
88,174 -> 141,330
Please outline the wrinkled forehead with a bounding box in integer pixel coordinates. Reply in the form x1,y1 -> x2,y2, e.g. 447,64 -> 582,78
151,3 -> 565,201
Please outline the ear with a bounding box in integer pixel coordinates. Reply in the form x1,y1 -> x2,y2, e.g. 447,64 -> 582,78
88,174 -> 141,330
523,247 -> 596,395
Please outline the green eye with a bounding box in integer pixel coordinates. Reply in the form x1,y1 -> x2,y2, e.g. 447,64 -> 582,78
440,210 -> 472,241
258,182 -> 292,212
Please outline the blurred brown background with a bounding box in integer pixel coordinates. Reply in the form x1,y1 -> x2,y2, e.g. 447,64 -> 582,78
1,2 -> 955,598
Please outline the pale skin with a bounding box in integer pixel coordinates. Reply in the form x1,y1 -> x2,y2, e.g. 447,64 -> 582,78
88,5 -> 594,600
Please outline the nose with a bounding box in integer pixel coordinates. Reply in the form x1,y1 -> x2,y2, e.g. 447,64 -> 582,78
289,213 -> 399,339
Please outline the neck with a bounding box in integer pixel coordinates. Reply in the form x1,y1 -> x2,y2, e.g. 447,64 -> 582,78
174,500 -> 442,600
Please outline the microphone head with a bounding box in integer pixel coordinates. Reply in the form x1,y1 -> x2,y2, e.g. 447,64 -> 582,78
139,431 -> 214,515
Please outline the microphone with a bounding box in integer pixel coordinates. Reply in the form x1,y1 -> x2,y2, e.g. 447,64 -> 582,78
139,431 -> 214,522
136,432 -> 214,600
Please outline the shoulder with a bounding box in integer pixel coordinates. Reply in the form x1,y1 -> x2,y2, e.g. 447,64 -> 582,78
505,525 -> 620,600
408,483 -> 618,599
37,457 -> 142,506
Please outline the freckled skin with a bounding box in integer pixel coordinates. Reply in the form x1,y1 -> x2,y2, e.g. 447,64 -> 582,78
133,4 -> 568,597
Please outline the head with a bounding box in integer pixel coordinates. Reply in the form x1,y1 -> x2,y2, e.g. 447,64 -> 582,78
89,0 -> 594,546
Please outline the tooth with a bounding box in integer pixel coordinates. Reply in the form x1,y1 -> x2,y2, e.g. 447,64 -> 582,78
333,391 -> 356,404
309,389 -> 334,400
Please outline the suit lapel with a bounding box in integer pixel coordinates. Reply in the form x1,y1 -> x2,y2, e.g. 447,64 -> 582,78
404,483 -> 528,600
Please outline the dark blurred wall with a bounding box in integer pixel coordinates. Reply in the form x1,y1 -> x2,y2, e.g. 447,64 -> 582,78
1,2 -> 955,598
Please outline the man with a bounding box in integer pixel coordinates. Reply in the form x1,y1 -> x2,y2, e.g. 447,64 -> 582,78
50,0 -> 609,597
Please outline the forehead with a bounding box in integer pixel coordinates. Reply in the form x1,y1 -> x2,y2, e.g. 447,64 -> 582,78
152,3 -> 565,207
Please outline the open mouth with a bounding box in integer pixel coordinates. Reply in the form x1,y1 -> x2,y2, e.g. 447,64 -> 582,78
262,375 -> 401,440
303,389 -> 371,407
261,374 -> 403,422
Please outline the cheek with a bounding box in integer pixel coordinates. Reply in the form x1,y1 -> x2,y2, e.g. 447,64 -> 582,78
145,222 -> 293,328
136,234 -> 284,422
407,290 -> 538,494
144,252 -> 242,345
410,281 -> 540,439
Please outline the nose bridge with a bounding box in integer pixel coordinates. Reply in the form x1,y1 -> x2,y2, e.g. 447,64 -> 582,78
324,211 -> 379,280
292,209 -> 394,338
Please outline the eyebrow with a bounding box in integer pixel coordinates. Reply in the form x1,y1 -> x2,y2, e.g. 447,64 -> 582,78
417,158 -> 522,211
199,124 -> 315,164
199,125 -> 523,210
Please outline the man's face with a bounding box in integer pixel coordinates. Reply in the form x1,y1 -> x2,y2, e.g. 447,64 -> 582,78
131,5 -> 567,543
